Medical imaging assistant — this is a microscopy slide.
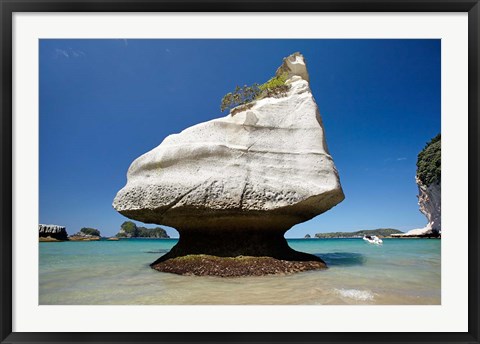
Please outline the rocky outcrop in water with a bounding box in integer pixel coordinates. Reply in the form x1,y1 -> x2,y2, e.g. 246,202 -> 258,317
115,221 -> 170,238
69,227 -> 102,241
113,52 -> 345,275
39,224 -> 68,241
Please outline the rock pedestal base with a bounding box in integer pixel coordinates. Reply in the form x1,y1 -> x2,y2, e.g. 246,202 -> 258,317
150,229 -> 326,276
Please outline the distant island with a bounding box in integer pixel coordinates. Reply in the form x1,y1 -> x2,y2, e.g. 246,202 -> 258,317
314,228 -> 403,239
69,227 -> 102,241
39,222 -> 170,242
39,224 -> 103,242
115,221 -> 170,238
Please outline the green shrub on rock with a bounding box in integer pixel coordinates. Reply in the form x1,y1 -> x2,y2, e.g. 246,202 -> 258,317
258,73 -> 289,98
220,84 -> 261,112
220,72 -> 290,113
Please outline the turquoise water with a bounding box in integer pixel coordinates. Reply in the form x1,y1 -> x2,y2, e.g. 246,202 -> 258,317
39,238 -> 440,305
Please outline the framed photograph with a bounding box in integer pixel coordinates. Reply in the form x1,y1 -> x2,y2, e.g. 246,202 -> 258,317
1,1 -> 479,343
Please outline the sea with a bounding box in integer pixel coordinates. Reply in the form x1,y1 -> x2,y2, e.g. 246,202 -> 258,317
39,238 -> 440,305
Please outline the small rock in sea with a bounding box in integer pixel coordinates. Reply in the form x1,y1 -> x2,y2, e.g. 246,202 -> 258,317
39,224 -> 68,241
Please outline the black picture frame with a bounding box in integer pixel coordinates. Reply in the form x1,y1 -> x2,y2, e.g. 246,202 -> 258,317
1,1 -> 479,343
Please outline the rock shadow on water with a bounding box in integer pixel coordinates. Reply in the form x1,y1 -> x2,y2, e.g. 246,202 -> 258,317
316,252 -> 366,267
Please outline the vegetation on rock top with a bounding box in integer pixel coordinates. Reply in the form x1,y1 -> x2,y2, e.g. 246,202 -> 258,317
416,134 -> 441,186
220,72 -> 290,113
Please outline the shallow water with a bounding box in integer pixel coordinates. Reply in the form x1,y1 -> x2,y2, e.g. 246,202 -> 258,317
39,238 -> 440,305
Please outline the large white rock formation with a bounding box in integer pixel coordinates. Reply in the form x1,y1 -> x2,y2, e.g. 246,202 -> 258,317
113,52 -> 344,263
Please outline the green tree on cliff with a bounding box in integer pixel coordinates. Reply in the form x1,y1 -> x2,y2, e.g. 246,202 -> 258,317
416,134 -> 441,186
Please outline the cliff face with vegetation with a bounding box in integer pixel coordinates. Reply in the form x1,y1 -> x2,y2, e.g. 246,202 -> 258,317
393,134 -> 441,238
416,134 -> 441,233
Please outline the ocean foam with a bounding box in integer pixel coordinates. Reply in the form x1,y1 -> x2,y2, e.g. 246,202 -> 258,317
335,288 -> 375,301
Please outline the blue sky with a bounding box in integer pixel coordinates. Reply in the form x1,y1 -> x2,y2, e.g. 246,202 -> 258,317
40,39 -> 440,238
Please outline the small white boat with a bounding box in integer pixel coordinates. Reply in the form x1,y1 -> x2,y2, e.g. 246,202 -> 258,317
363,235 -> 383,245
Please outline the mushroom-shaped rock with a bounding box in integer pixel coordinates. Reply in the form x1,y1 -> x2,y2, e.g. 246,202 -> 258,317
113,52 -> 345,276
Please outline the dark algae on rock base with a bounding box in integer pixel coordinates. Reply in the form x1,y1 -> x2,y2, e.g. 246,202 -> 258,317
152,255 -> 326,277
113,53 -> 344,276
